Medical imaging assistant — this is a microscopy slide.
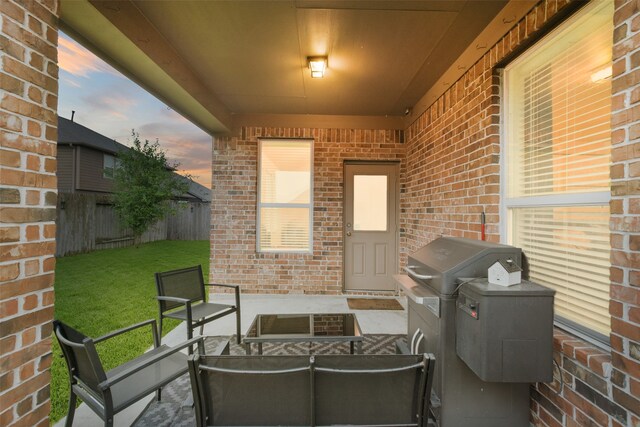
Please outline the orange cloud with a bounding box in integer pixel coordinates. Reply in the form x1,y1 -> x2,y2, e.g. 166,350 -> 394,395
83,93 -> 138,115
58,36 -> 115,77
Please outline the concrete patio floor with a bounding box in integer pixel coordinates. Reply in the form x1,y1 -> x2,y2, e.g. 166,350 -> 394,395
55,294 -> 408,427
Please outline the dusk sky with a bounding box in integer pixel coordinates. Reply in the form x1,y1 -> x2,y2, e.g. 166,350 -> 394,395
57,32 -> 212,188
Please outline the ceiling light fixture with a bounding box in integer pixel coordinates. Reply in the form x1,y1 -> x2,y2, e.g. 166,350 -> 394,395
307,56 -> 327,78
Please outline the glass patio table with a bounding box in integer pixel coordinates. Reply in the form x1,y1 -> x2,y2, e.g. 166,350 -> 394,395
243,313 -> 363,355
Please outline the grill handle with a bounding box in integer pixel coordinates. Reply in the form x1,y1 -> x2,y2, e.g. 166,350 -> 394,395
404,266 -> 434,281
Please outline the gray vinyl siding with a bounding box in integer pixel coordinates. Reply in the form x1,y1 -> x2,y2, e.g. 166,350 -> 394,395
76,146 -> 115,193
56,145 -> 75,192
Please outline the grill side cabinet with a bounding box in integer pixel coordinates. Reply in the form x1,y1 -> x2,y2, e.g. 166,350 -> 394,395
456,279 -> 556,383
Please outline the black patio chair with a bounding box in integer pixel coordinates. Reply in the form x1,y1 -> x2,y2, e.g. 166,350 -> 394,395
188,352 -> 436,426
53,319 -> 202,427
155,265 -> 241,345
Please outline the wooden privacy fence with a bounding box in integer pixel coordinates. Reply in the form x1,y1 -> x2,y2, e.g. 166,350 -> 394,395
55,193 -> 210,257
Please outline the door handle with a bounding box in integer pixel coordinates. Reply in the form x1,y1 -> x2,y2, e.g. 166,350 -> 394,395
346,231 -> 352,236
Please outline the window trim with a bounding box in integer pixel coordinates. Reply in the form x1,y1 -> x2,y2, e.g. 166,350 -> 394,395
499,0 -> 612,348
256,138 -> 314,254
503,192 -> 611,211
554,316 -> 610,351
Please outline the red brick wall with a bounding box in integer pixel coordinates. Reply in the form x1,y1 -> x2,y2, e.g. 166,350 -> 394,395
402,0 -> 640,425
0,0 -> 59,426
609,0 -> 640,425
402,58 -> 501,263
211,127 -> 404,294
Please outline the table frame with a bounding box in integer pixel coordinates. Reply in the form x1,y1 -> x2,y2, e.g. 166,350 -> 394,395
243,313 -> 363,355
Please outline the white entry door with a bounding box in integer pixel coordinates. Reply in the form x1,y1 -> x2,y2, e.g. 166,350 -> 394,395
344,162 -> 398,291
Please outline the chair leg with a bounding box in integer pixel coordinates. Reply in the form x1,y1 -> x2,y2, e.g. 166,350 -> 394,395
187,322 -> 194,355
156,387 -> 162,402
236,308 -> 242,344
65,392 -> 77,427
105,418 -> 113,427
199,322 -> 204,336
158,317 -> 163,342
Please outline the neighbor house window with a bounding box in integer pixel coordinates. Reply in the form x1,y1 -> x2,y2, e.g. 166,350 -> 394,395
257,139 -> 313,253
103,154 -> 118,179
502,1 -> 612,344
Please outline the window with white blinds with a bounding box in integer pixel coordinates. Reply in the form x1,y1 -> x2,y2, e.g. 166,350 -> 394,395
503,1 -> 613,342
257,139 -> 313,252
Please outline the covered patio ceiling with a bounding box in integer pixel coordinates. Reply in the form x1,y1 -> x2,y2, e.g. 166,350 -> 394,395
59,0 -> 536,135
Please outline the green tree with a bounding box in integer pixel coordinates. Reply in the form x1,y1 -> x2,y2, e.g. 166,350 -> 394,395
114,132 -> 190,243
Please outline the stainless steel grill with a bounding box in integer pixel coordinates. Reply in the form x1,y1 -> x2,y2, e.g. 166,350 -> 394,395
396,237 -> 554,427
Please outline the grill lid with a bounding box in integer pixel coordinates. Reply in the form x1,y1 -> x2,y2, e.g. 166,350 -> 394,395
407,237 -> 522,295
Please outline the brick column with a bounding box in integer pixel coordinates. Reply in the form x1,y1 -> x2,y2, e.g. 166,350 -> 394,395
610,0 -> 640,424
1,1 -> 59,426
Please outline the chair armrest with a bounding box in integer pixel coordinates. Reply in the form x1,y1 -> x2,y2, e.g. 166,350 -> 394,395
94,319 -> 159,348
205,284 -> 241,311
157,295 -> 190,304
99,336 -> 204,390
204,283 -> 239,290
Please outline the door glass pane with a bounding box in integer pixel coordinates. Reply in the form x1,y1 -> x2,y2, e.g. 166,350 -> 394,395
353,175 -> 387,231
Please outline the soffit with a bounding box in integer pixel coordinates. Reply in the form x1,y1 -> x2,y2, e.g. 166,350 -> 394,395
132,0 -> 506,117
60,0 -> 517,134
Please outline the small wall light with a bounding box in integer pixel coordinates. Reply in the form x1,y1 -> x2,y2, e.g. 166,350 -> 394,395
307,56 -> 327,78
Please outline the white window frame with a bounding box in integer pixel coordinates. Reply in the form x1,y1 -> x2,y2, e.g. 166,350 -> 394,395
257,138 -> 314,254
500,1 -> 612,348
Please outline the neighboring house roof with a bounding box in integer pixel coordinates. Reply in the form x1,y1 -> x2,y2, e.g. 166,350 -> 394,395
58,116 -> 129,154
176,174 -> 212,202
57,116 -> 212,202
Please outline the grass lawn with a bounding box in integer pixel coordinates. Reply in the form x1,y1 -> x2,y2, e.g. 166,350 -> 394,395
51,240 -> 209,424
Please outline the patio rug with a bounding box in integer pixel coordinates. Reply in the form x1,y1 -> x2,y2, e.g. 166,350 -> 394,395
133,334 -> 405,427
347,297 -> 404,310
